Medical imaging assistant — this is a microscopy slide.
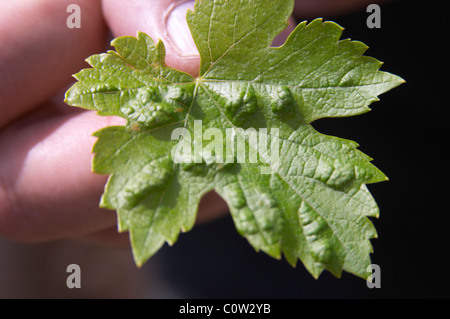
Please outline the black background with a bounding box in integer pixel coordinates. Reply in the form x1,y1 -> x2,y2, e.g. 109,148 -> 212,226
148,0 -> 449,298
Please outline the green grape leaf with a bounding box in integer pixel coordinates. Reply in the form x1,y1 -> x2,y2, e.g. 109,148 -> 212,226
65,0 -> 404,279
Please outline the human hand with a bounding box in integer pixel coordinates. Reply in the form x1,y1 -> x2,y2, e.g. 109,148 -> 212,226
0,0 -> 128,245
0,0 -> 233,246
0,0 -> 382,247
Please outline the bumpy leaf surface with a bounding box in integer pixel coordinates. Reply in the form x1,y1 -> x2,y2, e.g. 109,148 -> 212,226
65,0 -> 403,279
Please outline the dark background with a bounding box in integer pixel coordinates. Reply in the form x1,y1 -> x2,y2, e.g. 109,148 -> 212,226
149,0 -> 450,298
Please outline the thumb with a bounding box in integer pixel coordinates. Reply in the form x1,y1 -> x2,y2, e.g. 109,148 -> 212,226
102,0 -> 199,76
102,0 -> 297,78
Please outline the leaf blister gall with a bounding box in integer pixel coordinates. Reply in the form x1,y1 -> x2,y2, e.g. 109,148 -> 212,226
65,0 -> 403,279
223,83 -> 258,126
270,86 -> 294,113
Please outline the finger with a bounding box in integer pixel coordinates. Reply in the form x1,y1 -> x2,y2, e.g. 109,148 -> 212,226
0,105 -> 229,242
77,226 -> 131,248
0,0 -> 107,128
196,191 -> 228,223
102,0 -> 297,77
0,106 -> 125,242
273,16 -> 297,47
102,0 -> 199,77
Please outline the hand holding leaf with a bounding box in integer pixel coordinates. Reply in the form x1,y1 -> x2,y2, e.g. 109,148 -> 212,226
65,0 -> 403,279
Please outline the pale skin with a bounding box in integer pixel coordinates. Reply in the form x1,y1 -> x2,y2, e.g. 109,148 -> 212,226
0,0 -> 385,246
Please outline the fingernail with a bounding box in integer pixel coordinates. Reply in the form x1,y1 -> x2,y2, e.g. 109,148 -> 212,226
166,0 -> 198,56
